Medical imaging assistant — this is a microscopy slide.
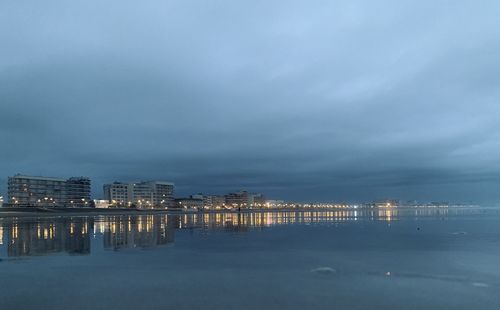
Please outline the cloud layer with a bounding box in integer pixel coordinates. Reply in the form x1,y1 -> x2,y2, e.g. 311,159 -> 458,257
1,0 -> 500,203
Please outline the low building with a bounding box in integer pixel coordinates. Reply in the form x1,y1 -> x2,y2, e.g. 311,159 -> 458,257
265,200 -> 285,207
93,199 -> 111,209
7,174 -> 91,208
225,191 -> 265,208
225,191 -> 251,207
174,197 -> 203,209
188,194 -> 227,209
253,193 -> 266,206
373,199 -> 400,208
211,195 -> 226,208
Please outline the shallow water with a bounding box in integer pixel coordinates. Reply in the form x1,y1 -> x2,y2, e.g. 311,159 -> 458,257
1,208 -> 499,309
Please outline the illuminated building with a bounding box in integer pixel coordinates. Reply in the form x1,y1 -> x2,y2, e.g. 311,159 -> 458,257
224,191 -> 265,207
253,193 -> 266,205
133,181 -> 174,208
225,191 -> 251,207
175,196 -> 204,209
103,182 -> 132,207
188,194 -> 226,209
66,177 -> 91,207
7,174 -> 91,208
94,199 -> 111,208
210,195 -> 226,208
103,181 -> 175,208
373,199 -> 400,208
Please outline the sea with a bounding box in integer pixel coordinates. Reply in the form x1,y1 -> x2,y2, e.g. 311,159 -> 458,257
1,208 -> 499,309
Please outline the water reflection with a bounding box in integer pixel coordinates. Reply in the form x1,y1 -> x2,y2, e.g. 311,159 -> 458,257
101,215 -> 176,250
0,208 -> 476,259
4,217 -> 92,257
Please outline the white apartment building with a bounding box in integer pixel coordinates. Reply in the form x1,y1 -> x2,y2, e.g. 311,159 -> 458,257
103,181 -> 174,208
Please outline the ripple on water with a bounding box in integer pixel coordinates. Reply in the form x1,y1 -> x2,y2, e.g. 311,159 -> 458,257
311,267 -> 337,275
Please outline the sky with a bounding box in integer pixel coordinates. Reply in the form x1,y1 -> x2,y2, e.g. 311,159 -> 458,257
1,0 -> 500,204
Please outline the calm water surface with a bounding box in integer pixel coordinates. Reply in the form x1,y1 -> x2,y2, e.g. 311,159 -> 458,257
1,208 -> 499,309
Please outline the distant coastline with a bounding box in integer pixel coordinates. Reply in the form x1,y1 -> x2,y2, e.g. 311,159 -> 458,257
0,204 -> 481,218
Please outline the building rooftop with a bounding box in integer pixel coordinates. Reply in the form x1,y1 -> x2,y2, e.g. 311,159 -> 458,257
9,174 -> 66,182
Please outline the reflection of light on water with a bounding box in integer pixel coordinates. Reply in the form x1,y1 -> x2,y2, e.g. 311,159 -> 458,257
378,209 -> 396,222
203,213 -> 210,226
12,224 -> 18,239
99,222 -> 105,234
146,215 -> 153,232
0,208 -> 481,261
174,209 -> 407,228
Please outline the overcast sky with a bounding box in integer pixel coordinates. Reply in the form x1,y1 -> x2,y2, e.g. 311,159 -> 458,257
1,0 -> 500,203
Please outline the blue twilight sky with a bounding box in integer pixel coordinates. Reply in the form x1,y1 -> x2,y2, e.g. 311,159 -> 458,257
1,0 -> 500,203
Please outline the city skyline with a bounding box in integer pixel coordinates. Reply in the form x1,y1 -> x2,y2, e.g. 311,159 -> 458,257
2,1 -> 500,204
0,173 -> 478,206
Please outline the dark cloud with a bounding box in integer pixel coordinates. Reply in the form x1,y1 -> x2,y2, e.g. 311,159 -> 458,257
1,0 -> 500,203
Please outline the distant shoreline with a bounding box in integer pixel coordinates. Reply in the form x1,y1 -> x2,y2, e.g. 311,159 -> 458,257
0,207 -> 302,218
0,205 -> 482,218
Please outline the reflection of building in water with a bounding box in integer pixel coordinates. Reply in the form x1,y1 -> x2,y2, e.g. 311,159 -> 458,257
4,217 -> 92,257
177,211 -> 371,230
102,215 -> 176,250
174,209 -> 455,229
378,209 -> 397,221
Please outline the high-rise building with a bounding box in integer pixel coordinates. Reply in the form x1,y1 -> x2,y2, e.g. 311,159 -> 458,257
66,177 -> 92,207
134,181 -> 175,208
103,181 -> 174,208
103,182 -> 132,207
7,174 -> 91,208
